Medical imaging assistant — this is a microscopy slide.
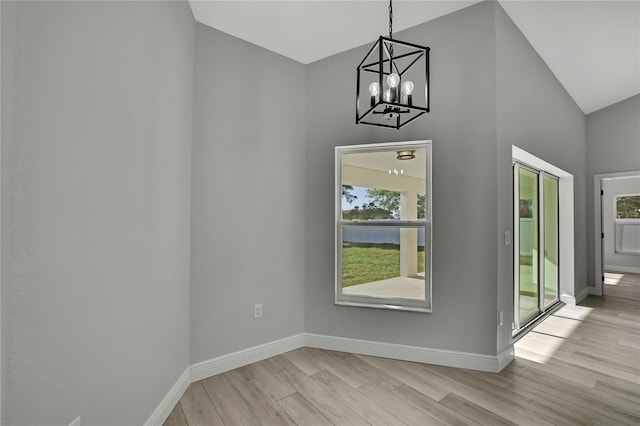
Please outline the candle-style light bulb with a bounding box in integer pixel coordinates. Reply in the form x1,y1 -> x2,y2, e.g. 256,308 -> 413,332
387,73 -> 400,88
368,82 -> 380,107
401,81 -> 414,105
386,73 -> 400,103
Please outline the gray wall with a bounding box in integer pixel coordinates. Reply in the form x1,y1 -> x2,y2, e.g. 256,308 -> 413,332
1,1 -> 194,424
494,5 -> 587,352
586,95 -> 640,284
190,23 -> 306,364
305,2 -> 499,355
587,95 -> 640,175
0,0 -> 624,422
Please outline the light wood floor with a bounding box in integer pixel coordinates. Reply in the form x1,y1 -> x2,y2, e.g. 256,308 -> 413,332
166,294 -> 640,426
604,272 -> 640,301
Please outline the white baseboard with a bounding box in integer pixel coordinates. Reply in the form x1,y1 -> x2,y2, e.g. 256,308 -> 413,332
147,334 -> 304,425
497,346 -> 515,371
305,333 -> 506,373
561,287 -> 590,305
588,286 -> 600,296
144,367 -> 190,426
560,293 -> 576,305
149,332 -> 515,424
190,334 -> 305,383
575,287 -> 590,303
605,264 -> 640,274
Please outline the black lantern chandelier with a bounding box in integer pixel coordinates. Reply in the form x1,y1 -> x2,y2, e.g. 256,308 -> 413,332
356,0 -> 430,129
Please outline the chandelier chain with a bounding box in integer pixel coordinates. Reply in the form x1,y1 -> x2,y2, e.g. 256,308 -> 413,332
388,0 -> 394,60
388,0 -> 393,39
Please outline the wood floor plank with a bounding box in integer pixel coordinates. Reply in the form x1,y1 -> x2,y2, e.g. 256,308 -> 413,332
276,393 -> 332,426
588,311 -> 640,330
179,382 -> 224,426
508,370 -> 640,425
619,338 -> 640,349
572,348 -> 640,374
594,377 -> 640,405
358,381 -> 446,426
224,366 -> 296,426
583,292 -> 640,312
201,374 -> 260,426
163,402 -> 188,426
282,349 -> 323,376
516,356 -> 640,415
301,347 -> 370,388
355,354 -> 449,401
410,362 -> 554,425
581,313 -> 640,334
465,369 -> 512,389
505,377 -> 599,424
428,364 -> 585,426
324,350 -> 403,391
604,272 -> 640,301
245,360 -> 296,401
390,384 -> 478,426
506,356 -> 599,388
550,346 -> 640,384
532,315 -> 582,338
571,335 -> 640,359
514,331 -> 567,363
439,393 -> 516,426
310,369 -> 407,426
507,374 -> 638,426
264,355 -> 369,426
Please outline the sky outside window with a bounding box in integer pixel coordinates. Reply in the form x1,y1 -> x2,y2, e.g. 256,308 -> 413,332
342,186 -> 374,211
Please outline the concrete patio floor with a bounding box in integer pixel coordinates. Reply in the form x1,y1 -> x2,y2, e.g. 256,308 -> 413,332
342,275 -> 425,300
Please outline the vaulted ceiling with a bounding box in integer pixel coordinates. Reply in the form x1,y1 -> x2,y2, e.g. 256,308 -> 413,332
188,1 -> 640,115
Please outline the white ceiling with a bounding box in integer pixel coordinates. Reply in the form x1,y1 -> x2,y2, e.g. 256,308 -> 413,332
188,1 -> 640,114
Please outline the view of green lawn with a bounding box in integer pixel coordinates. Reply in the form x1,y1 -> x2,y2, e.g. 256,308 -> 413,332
342,243 -> 425,287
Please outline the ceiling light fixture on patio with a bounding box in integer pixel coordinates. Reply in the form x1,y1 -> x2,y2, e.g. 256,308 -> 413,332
356,0 -> 430,130
396,150 -> 415,160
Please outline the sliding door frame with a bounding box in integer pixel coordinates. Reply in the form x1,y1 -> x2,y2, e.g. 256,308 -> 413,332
542,173 -> 560,310
513,161 -> 560,334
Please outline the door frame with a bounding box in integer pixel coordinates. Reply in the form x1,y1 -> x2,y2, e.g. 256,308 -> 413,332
541,172 -> 560,310
511,146 -> 575,341
513,162 -> 560,332
593,170 -> 640,296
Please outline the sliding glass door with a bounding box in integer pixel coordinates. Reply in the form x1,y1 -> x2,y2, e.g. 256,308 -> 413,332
514,163 -> 559,332
516,166 -> 540,325
543,175 -> 559,308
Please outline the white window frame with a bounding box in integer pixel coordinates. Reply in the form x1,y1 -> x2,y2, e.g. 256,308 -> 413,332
335,140 -> 432,313
614,193 -> 640,254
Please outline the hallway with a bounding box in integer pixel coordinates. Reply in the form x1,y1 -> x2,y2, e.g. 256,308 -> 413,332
604,272 -> 640,301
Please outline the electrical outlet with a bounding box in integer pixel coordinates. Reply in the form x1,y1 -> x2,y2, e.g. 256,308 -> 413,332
504,231 -> 511,246
499,311 -> 504,326
253,304 -> 263,319
69,416 -> 81,426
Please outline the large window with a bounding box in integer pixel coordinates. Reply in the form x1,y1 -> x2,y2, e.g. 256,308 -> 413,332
335,141 -> 431,312
615,194 -> 640,254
